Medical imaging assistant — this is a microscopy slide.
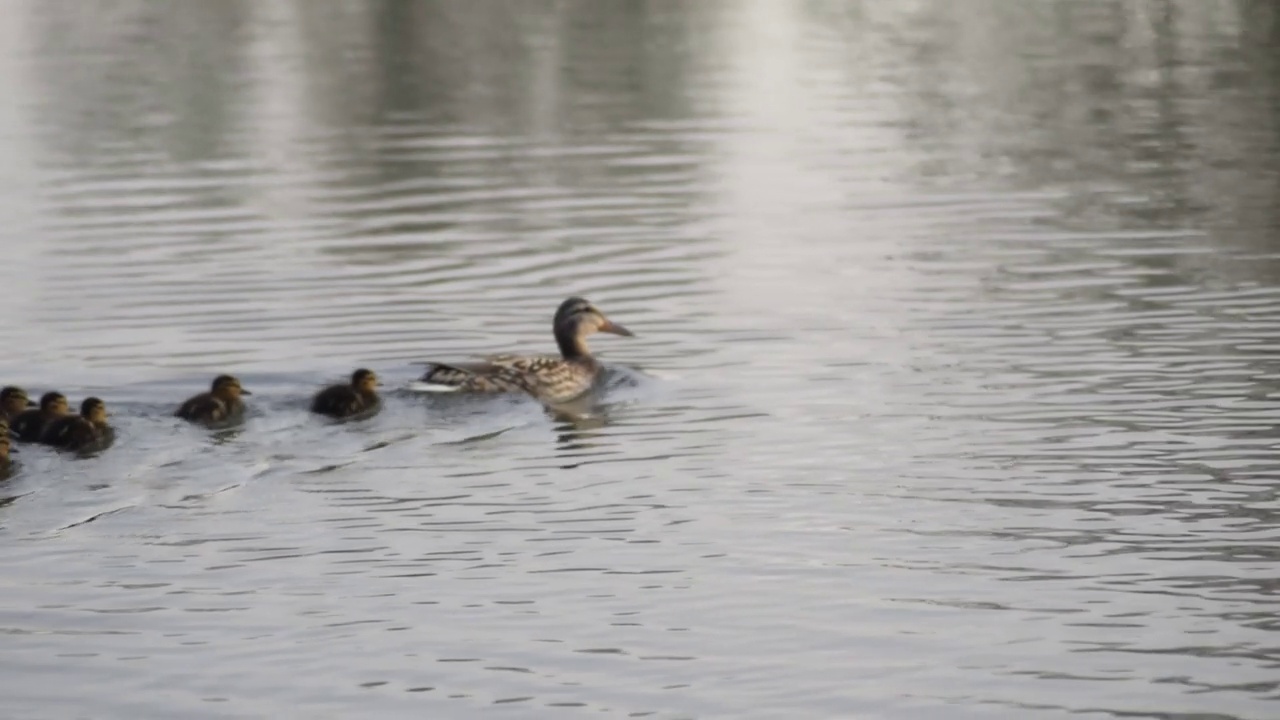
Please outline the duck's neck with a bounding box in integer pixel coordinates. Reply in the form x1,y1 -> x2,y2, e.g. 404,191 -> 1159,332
554,321 -> 591,361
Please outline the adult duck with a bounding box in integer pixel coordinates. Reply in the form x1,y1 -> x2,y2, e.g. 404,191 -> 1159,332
311,368 -> 382,420
175,375 -> 251,427
412,297 -> 634,404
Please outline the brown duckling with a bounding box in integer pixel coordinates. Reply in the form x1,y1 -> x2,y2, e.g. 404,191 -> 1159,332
0,434 -> 10,479
1,386 -> 36,424
175,375 -> 251,427
10,392 -> 69,442
412,297 -> 634,404
41,397 -> 114,453
311,368 -> 382,419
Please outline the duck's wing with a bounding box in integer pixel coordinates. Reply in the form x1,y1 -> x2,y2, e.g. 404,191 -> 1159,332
176,393 -> 227,423
41,417 -> 94,450
39,417 -> 71,446
10,410 -> 46,442
311,385 -> 362,417
411,355 -> 560,394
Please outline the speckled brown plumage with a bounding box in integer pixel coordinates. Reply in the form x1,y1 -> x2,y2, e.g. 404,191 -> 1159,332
416,297 -> 634,405
176,375 -> 251,427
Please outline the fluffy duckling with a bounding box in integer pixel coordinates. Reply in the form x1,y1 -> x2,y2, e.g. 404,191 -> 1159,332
311,368 -> 382,420
10,392 -> 69,442
0,434 -> 10,479
175,375 -> 251,427
1,386 -> 35,424
412,297 -> 634,404
42,397 -> 114,453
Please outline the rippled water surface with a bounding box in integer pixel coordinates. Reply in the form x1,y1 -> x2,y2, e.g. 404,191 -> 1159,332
3,1 -> 1280,718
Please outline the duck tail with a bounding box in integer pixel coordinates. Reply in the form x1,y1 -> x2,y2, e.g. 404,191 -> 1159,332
406,362 -> 471,393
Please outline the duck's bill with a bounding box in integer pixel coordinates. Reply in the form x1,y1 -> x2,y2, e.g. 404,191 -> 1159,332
600,320 -> 634,337
239,388 -> 253,396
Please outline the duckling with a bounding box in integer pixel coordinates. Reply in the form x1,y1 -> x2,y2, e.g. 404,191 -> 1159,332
10,392 -> 69,442
0,434 -> 10,479
41,397 -> 114,453
175,375 -> 251,427
412,297 -> 634,404
1,386 -> 35,424
311,368 -> 382,419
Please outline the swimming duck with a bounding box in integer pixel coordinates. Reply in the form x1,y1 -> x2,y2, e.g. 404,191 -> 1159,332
41,397 -> 114,453
0,434 -> 10,479
1,386 -> 35,424
311,368 -> 382,419
10,392 -> 69,442
413,297 -> 634,404
175,375 -> 251,427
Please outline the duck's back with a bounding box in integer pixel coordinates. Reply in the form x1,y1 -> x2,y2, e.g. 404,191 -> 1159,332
418,355 -> 598,404
10,409 -> 50,442
42,416 -> 111,452
176,392 -> 238,424
311,384 -> 371,418
419,356 -> 555,394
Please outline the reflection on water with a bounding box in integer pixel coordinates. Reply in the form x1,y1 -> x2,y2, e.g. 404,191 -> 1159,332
3,1 -> 1280,718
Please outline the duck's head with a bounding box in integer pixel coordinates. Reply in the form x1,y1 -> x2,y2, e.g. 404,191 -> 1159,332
553,297 -> 633,358
554,297 -> 634,338
1,386 -> 34,416
40,392 -> 69,417
351,368 -> 380,394
80,397 -> 108,425
211,375 -> 250,401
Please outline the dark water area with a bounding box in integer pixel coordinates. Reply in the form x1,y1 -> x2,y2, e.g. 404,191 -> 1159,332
2,1 -> 1280,718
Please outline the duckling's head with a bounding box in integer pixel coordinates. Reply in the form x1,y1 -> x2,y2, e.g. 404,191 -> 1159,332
80,397 -> 108,425
211,375 -> 250,401
40,392 -> 69,417
351,368 -> 380,394
1,386 -> 34,416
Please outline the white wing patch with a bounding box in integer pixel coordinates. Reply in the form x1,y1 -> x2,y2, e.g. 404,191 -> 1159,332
407,381 -> 461,393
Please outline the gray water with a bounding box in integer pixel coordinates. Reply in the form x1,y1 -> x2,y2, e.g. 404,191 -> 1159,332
2,1 -> 1279,718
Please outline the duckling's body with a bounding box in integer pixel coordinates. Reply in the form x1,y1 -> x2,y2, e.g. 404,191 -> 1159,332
0,435 -> 10,479
1,386 -> 35,425
10,392 -> 69,443
414,297 -> 633,405
311,369 -> 382,420
42,397 -> 113,454
176,375 -> 250,427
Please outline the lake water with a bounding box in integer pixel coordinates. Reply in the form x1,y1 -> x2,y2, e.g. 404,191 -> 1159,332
2,1 -> 1279,718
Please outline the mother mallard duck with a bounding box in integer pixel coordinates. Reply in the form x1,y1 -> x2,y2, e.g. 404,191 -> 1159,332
411,297 -> 634,404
